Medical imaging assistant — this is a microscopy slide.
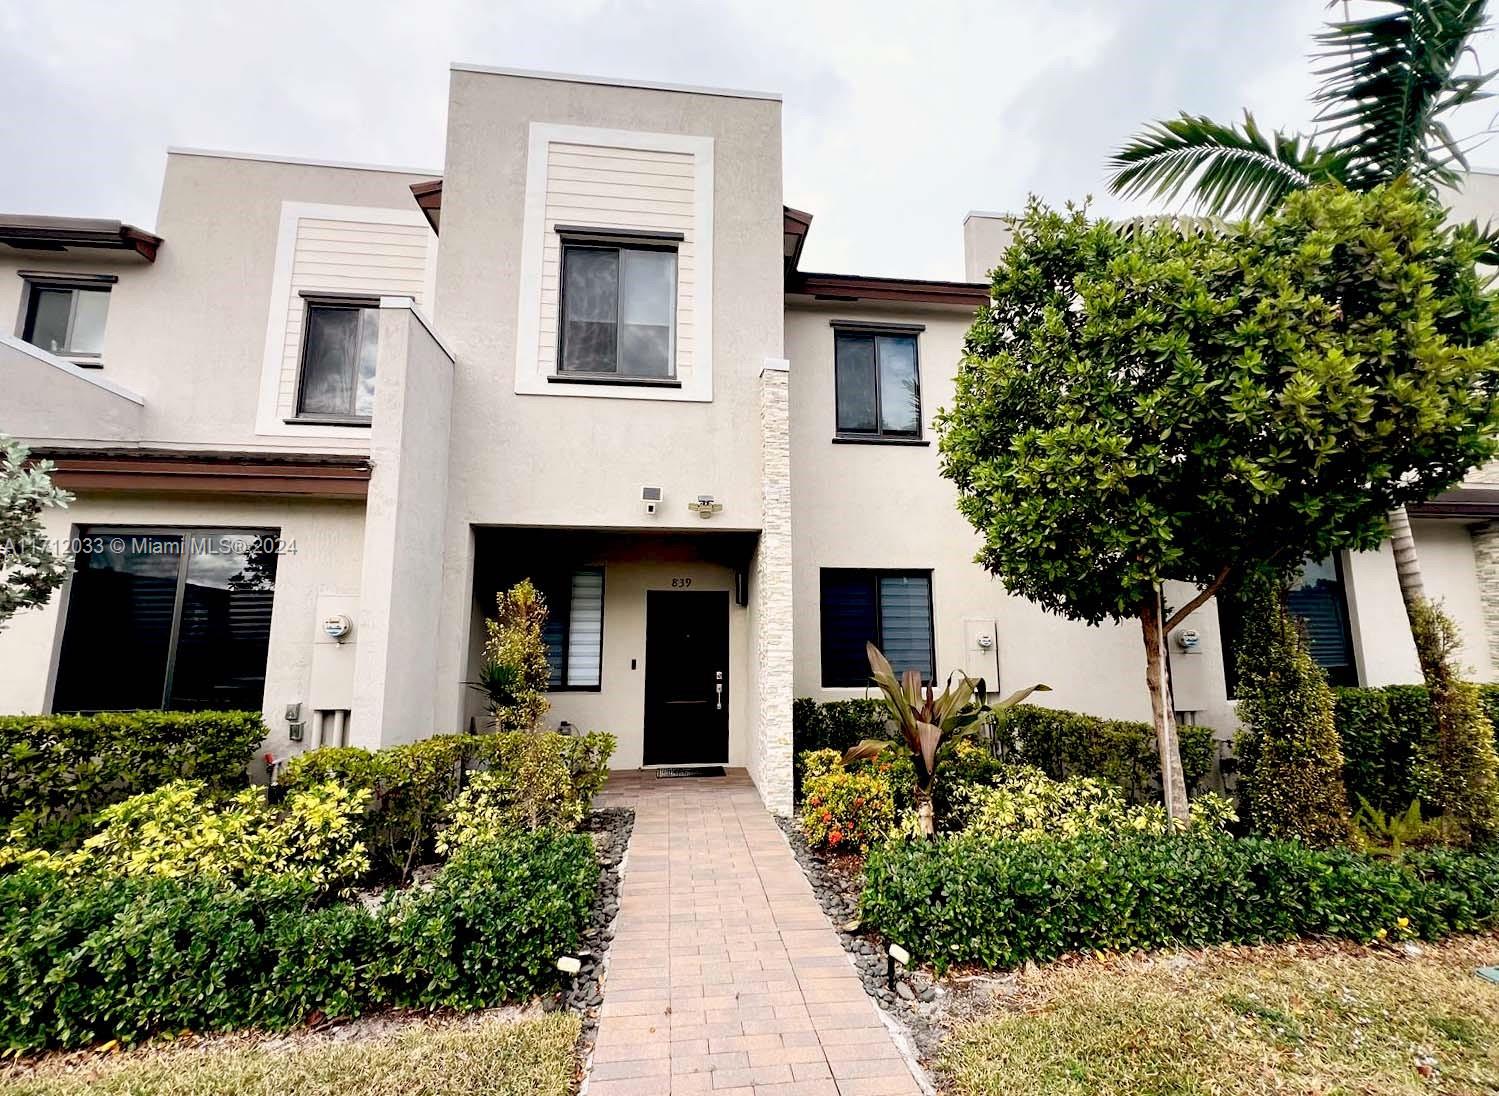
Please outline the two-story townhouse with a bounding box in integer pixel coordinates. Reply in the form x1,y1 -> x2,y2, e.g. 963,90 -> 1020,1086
4,65 -> 1499,815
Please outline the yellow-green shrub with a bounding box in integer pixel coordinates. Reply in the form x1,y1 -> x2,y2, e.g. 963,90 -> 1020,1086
951,765 -> 1235,842
0,711 -> 265,848
1,780 -> 369,894
799,751 -> 896,852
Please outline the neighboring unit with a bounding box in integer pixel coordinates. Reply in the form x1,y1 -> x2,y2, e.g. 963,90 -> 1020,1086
3,67 -> 1497,813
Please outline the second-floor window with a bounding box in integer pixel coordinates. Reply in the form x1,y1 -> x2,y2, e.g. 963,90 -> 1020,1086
834,328 -> 921,439
296,296 -> 378,423
22,280 -> 110,364
559,243 -> 677,379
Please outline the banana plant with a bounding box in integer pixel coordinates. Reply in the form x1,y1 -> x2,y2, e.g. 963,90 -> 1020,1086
845,642 -> 1049,837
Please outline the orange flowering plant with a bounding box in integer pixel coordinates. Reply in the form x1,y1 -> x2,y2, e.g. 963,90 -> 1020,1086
798,751 -> 894,853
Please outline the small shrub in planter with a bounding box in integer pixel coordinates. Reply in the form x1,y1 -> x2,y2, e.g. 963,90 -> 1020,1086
798,751 -> 895,853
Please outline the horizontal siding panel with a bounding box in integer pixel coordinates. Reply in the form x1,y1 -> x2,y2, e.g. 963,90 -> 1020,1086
546,176 -> 696,204
547,165 -> 695,192
550,143 -> 693,166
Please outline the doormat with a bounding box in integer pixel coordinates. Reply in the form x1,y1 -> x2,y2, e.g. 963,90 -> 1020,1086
656,766 -> 726,779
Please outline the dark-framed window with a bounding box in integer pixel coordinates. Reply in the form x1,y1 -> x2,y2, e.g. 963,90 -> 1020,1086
294,294 -> 379,423
52,528 -> 279,714
1219,553 -> 1358,696
539,568 -> 605,690
833,324 -> 921,439
820,569 -> 934,687
20,276 -> 112,363
558,237 -> 677,381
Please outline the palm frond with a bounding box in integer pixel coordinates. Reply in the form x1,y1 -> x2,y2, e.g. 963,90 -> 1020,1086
1312,0 -> 1495,191
1107,111 -> 1345,217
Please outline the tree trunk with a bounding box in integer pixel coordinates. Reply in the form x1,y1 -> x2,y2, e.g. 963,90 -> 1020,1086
914,785 -> 935,838
1141,595 -> 1190,820
1388,504 -> 1427,616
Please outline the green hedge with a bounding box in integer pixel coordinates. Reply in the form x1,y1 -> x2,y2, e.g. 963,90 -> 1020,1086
861,832 -> 1499,972
792,698 -> 887,799
280,731 -> 614,882
0,829 -> 596,1052
996,705 -> 1215,802
1333,684 -> 1499,813
0,711 -> 265,848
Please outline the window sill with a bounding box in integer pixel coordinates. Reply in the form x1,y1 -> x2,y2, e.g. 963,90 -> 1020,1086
546,685 -> 603,693
283,416 -> 372,428
548,374 -> 682,389
831,434 -> 929,446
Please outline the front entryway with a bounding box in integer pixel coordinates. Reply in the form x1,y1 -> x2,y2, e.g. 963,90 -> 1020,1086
643,590 -> 729,766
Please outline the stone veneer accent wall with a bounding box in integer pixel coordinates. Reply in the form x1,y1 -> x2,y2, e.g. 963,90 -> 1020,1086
1471,520 -> 1499,673
750,362 -> 794,814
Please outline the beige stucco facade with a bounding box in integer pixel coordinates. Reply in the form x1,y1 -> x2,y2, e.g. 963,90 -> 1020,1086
3,65 -> 1499,813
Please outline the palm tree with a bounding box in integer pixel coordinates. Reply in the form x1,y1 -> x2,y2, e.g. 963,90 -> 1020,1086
1107,0 -> 1495,636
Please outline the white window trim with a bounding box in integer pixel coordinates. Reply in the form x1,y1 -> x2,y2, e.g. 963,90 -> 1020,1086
513,122 -> 715,403
254,201 -> 438,440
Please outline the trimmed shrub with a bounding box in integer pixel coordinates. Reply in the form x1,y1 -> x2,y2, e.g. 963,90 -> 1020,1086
0,711 -> 264,848
281,731 -> 615,882
1,779 -> 370,894
0,828 -> 598,1051
1408,598 -> 1499,842
950,765 -> 1236,842
1334,684 -> 1499,815
382,830 -> 597,1009
799,752 -> 896,853
1233,576 -> 1350,846
860,832 -> 1499,972
792,698 -> 888,800
994,705 -> 1215,802
282,737 -> 468,882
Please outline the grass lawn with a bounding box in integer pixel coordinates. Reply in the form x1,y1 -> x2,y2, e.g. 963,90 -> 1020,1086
942,934 -> 1499,1096
0,1012 -> 579,1096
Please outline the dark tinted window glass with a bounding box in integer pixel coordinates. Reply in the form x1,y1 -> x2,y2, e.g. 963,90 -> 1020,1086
1287,556 -> 1357,686
561,248 -> 619,373
876,336 -> 920,435
299,304 -> 378,418
835,332 -> 920,436
24,288 -> 74,355
53,530 -> 278,713
168,536 -> 278,710
820,570 -> 878,687
834,336 -> 878,433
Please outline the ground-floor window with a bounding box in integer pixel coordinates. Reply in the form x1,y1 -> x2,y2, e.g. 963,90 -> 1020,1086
539,568 -> 604,690
1218,553 -> 1358,696
51,528 -> 279,713
819,569 -> 934,687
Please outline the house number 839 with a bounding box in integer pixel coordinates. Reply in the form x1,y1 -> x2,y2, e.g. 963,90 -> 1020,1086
671,577 -> 693,588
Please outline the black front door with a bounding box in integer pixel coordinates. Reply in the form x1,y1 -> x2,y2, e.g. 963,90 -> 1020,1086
643,590 -> 729,766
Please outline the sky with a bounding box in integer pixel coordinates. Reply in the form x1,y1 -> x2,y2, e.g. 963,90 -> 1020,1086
3,0 -> 1497,280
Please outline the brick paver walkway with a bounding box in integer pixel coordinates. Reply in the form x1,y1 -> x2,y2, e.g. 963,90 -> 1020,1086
589,769 -> 926,1095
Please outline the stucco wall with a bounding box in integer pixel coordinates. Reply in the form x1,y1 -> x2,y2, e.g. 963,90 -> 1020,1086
786,299 -> 1178,727
350,304 -> 454,747
0,151 -> 436,456
430,68 -> 784,734
0,492 -> 365,755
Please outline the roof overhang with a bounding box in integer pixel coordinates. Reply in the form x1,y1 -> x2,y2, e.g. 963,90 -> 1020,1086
786,271 -> 989,307
32,447 -> 371,499
1408,487 -> 1499,519
411,179 -> 442,233
0,215 -> 162,262
783,206 -> 813,278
